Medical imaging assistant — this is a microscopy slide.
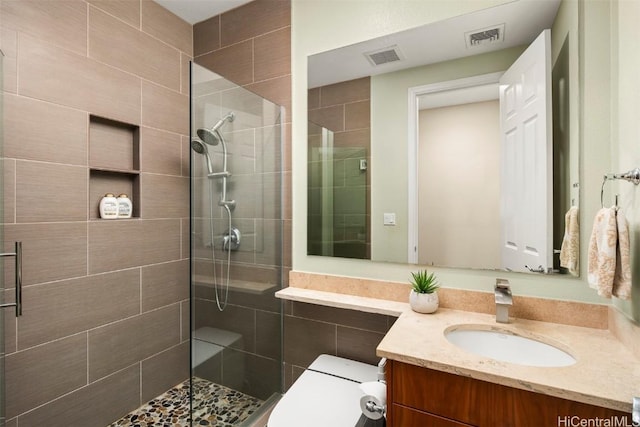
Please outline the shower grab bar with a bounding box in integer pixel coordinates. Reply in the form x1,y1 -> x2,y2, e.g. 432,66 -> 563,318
0,241 -> 23,317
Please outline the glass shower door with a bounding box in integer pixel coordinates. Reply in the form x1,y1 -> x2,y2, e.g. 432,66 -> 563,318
190,62 -> 284,426
307,121 -> 369,259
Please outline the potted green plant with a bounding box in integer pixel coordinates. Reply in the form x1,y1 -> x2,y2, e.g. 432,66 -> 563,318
409,270 -> 440,314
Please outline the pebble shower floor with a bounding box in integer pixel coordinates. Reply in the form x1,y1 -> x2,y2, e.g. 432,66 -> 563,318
109,377 -> 263,426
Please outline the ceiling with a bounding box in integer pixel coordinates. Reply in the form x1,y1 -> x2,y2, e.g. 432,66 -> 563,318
154,0 -> 253,24
154,0 -> 561,93
308,0 -> 561,88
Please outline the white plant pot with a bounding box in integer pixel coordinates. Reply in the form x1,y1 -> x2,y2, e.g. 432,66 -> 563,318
409,290 -> 439,314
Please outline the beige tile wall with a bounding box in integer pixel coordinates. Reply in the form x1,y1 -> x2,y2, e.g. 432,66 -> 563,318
194,0 -> 292,277
1,0 -> 191,424
283,301 -> 395,388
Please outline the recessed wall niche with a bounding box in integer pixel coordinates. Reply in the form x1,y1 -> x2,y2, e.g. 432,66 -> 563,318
89,115 -> 140,219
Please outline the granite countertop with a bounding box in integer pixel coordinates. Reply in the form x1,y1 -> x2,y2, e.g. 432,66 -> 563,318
276,287 -> 639,412
377,307 -> 639,413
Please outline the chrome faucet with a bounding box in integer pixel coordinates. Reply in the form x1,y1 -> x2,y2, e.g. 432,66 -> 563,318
495,279 -> 512,323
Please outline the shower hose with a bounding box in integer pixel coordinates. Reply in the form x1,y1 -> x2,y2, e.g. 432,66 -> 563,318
207,178 -> 231,311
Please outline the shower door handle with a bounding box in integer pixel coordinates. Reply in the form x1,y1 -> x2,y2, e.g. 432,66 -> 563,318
0,242 -> 23,317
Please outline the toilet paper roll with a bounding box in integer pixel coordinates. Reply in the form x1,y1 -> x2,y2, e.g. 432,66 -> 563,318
359,381 -> 387,420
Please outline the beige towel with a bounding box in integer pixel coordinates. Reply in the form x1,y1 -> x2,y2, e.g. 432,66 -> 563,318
587,207 -> 632,299
612,210 -> 632,300
587,207 -> 617,297
559,206 -> 579,276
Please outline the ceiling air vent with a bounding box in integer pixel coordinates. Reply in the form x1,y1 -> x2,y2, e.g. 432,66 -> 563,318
364,45 -> 404,66
465,24 -> 505,49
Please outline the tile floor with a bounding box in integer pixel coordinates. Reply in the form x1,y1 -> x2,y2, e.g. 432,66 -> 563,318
109,377 -> 264,427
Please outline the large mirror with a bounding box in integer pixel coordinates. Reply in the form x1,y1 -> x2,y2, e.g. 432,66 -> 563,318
307,0 -> 580,276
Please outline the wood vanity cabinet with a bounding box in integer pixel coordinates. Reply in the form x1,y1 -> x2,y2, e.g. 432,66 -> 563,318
386,360 -> 629,427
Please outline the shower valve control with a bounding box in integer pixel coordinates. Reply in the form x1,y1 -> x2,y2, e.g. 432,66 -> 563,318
222,226 -> 241,251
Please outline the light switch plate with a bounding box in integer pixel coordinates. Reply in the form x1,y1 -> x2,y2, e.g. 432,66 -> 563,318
383,213 -> 396,226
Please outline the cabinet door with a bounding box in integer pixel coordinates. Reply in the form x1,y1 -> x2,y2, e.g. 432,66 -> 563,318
393,404 -> 476,427
388,361 -> 630,427
391,361 -> 491,426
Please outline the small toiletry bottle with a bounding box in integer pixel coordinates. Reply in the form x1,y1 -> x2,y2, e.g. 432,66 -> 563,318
99,193 -> 119,219
117,194 -> 132,218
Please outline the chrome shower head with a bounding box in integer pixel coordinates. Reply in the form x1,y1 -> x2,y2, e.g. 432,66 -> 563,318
191,138 -> 206,154
197,112 -> 235,146
197,128 -> 222,146
191,139 -> 213,175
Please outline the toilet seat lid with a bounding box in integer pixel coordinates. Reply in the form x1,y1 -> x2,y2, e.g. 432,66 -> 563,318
268,355 -> 378,427
308,354 -> 378,383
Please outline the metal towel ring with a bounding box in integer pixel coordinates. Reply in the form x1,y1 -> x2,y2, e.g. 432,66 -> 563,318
600,167 -> 640,207
600,177 -> 611,208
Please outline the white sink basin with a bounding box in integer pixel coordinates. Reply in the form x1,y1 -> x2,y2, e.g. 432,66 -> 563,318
444,325 -> 576,367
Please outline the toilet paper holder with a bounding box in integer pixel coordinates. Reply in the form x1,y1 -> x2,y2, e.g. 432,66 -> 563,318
360,358 -> 388,420
363,400 -> 385,417
366,357 -> 387,415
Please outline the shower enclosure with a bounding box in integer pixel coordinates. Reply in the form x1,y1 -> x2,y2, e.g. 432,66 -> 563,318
307,121 -> 369,259
190,62 -> 284,425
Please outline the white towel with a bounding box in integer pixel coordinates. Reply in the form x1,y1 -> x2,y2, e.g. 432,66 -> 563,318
559,206 -> 579,276
587,207 -> 632,300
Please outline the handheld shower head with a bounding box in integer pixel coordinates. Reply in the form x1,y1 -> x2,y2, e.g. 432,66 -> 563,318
196,112 -> 235,175
197,128 -> 222,146
191,139 -> 214,175
197,112 -> 235,146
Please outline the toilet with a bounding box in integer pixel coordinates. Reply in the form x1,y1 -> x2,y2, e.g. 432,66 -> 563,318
268,355 -> 383,427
